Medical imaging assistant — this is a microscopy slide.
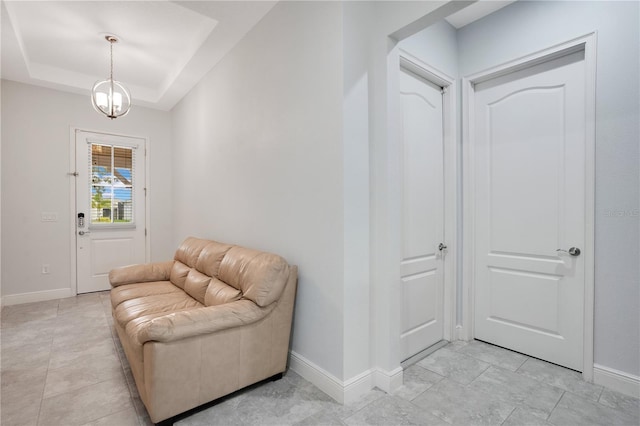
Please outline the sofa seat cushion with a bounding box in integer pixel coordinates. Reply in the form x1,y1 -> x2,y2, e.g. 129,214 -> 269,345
114,292 -> 203,329
111,281 -> 182,309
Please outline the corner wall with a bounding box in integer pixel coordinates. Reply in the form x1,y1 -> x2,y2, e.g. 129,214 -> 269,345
1,80 -> 174,303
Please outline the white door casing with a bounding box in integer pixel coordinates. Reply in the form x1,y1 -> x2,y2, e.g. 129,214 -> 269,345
74,130 -> 147,294
464,35 -> 596,373
398,62 -> 445,361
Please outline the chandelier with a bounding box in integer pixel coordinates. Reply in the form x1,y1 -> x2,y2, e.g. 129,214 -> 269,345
91,35 -> 131,119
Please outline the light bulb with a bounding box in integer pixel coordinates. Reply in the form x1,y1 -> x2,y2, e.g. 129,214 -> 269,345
96,92 -> 108,108
113,92 -> 122,112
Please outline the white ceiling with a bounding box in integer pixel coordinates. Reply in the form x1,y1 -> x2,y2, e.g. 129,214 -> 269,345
445,0 -> 516,29
1,1 -> 514,111
1,1 -> 277,111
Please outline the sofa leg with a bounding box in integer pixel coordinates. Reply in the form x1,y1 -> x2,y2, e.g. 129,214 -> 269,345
270,372 -> 284,382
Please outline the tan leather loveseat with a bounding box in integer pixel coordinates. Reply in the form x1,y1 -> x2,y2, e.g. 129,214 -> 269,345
109,237 -> 298,423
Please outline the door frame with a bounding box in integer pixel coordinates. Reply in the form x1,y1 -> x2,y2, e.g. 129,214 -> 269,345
398,50 -> 458,344
68,127 -> 151,296
461,33 -> 597,380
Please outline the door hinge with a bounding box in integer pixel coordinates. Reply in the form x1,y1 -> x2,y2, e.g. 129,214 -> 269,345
441,87 -> 447,95
144,187 -> 147,196
145,228 -> 147,236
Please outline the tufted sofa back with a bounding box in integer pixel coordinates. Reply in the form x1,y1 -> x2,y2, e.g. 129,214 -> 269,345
169,237 -> 289,308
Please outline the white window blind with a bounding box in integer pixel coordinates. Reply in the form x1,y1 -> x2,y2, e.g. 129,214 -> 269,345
89,143 -> 135,225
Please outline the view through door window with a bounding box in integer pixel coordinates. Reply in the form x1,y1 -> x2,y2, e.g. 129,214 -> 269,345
90,143 -> 135,224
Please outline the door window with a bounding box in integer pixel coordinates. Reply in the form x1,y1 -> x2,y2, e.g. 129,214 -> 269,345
89,143 -> 135,225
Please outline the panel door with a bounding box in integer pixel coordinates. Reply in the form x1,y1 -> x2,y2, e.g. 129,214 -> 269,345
473,51 -> 586,370
75,131 -> 146,293
399,67 -> 445,361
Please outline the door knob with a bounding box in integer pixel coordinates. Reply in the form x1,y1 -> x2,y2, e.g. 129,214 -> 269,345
78,231 -> 91,236
556,247 -> 581,256
438,243 -> 447,251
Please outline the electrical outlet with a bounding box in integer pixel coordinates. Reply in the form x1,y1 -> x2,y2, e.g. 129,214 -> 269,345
41,264 -> 50,274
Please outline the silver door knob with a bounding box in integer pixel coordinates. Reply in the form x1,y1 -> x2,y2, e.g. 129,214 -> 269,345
78,231 -> 91,236
438,243 -> 447,251
556,247 -> 580,256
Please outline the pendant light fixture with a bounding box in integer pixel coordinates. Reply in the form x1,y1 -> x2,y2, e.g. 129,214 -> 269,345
91,35 -> 131,119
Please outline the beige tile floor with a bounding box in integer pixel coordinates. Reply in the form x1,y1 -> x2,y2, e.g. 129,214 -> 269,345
1,293 -> 639,426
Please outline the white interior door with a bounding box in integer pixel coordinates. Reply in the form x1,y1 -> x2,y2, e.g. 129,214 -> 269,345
472,50 -> 586,370
75,131 -> 146,293
399,66 -> 445,361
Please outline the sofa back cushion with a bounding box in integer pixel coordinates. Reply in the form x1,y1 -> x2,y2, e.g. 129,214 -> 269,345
171,237 -> 211,290
184,269 -> 212,304
205,277 -> 242,306
195,241 -> 233,277
174,237 -> 210,267
218,247 -> 289,307
169,261 -> 190,290
172,237 -> 289,308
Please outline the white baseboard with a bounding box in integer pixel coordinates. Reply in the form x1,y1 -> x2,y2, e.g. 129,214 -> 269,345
288,351 -> 377,404
289,350 -> 346,403
1,288 -> 73,306
455,325 -> 469,341
594,364 -> 640,398
373,366 -> 403,394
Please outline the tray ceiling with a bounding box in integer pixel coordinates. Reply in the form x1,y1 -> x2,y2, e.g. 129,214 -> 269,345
1,1 -> 514,111
1,1 -> 277,110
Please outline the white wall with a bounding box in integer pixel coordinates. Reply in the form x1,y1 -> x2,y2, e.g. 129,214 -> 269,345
342,1 -> 373,382
1,80 -> 174,303
171,2 -> 346,379
457,1 -> 640,377
399,19 -> 458,79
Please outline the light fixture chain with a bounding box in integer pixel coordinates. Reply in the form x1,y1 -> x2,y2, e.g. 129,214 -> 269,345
110,39 -> 114,116
110,39 -> 114,81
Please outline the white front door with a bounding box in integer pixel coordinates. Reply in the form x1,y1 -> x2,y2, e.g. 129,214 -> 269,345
75,130 -> 147,293
472,50 -> 587,370
399,66 -> 445,361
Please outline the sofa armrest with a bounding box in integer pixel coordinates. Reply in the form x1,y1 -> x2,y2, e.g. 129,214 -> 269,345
109,261 -> 174,287
135,300 -> 275,344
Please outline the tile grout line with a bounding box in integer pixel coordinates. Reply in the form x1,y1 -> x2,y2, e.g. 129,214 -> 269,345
36,299 -> 60,426
40,297 -> 127,425
467,362 -> 492,386
546,390 -> 566,421
514,356 -> 529,372
594,384 -> 605,406
104,299 -> 147,426
408,394 -> 455,425
419,344 -> 573,426
78,406 -> 134,426
499,406 -> 517,426
108,314 -> 146,426
340,393 -> 380,424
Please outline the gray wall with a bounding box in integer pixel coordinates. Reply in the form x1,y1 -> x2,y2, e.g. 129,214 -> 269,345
457,0 -> 640,376
399,19 -> 459,79
1,80 -> 174,300
171,2 -> 346,379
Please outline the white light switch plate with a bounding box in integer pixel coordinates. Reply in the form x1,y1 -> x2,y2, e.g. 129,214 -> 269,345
41,212 -> 58,222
